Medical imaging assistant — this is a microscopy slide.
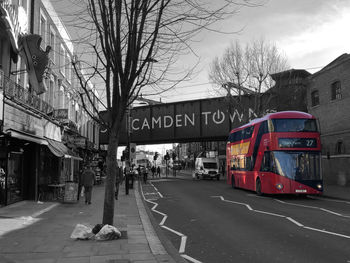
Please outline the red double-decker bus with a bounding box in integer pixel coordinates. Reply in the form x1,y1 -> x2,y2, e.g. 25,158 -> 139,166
226,111 -> 323,195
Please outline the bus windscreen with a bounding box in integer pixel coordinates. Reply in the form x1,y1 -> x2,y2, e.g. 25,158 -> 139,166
270,151 -> 321,181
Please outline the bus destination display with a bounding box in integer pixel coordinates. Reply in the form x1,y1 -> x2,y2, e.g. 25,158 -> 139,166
278,138 -> 317,148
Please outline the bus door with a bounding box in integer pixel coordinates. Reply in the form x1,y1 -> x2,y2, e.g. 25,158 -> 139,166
261,151 -> 292,193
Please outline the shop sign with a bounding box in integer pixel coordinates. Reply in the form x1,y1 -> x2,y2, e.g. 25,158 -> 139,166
53,109 -> 68,119
3,103 -> 43,137
43,120 -> 62,141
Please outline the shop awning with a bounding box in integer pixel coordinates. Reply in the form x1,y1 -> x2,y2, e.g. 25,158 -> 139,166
6,129 -> 48,145
46,138 -> 83,161
46,138 -> 68,157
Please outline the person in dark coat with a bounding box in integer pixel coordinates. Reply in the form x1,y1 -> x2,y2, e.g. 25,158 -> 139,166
151,166 -> 156,178
157,166 -> 161,177
81,165 -> 96,204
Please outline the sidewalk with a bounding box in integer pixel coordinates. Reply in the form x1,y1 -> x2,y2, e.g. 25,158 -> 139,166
0,181 -> 182,263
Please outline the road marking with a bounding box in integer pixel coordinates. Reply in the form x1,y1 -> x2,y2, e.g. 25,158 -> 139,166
150,182 -> 164,198
286,217 -> 304,227
303,226 -> 350,239
135,182 -> 167,255
141,182 -> 202,262
274,199 -> 350,218
182,254 -> 203,263
309,196 -> 350,205
162,225 -> 185,237
212,196 -> 350,240
254,210 -> 285,218
248,194 -> 350,218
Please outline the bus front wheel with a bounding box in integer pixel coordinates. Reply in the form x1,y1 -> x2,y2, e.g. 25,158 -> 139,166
256,178 -> 262,196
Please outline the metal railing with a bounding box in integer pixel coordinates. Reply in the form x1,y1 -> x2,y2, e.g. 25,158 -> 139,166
1,73 -> 54,115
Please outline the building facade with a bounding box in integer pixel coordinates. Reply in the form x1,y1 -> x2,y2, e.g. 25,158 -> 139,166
308,53 -> 350,186
0,0 -> 99,206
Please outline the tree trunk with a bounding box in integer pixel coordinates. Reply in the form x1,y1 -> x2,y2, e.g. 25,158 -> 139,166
102,130 -> 119,225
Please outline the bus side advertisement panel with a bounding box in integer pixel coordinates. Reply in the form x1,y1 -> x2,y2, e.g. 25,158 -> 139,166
231,141 -> 250,155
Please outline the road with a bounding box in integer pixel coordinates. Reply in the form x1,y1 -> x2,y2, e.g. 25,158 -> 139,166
141,173 -> 350,263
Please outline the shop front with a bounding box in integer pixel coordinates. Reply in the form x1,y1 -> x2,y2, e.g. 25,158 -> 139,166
37,138 -> 82,202
0,131 -> 47,206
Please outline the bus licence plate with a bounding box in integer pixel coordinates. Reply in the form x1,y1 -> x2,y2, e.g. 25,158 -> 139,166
295,189 -> 307,193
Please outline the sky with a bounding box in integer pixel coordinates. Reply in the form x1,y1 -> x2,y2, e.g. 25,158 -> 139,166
52,0 -> 350,154
155,0 -> 350,103
143,0 -> 350,153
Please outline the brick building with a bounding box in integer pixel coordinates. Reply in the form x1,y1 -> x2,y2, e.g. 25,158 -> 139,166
308,53 -> 350,186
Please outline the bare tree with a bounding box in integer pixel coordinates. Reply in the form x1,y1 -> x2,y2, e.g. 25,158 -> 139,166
209,38 -> 289,116
67,0 -> 261,225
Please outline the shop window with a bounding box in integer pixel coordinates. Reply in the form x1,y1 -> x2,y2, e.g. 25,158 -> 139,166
331,81 -> 342,100
311,90 -> 319,107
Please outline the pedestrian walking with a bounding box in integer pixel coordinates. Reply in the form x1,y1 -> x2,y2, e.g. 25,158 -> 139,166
142,166 -> 148,184
77,166 -> 84,201
157,166 -> 161,178
151,166 -> 156,178
81,165 -> 96,204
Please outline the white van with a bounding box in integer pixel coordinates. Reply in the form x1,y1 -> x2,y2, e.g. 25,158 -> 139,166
193,157 -> 220,180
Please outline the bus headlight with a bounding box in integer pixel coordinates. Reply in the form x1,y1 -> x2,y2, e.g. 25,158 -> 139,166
316,183 -> 322,190
275,183 -> 284,190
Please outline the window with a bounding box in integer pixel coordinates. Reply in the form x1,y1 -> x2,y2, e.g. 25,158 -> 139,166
230,156 -> 253,171
59,44 -> 65,75
331,81 -> 341,100
260,152 -> 271,172
58,85 -> 65,109
48,78 -> 54,106
272,119 -> 318,132
39,11 -> 47,49
228,126 -> 255,142
49,27 -> 56,63
311,90 -> 319,106
65,54 -> 71,83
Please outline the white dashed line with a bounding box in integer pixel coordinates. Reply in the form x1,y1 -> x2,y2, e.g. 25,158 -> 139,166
286,217 -> 304,227
212,196 -> 350,240
274,199 -> 350,218
141,182 -> 202,262
182,254 -> 203,263
309,196 -> 350,205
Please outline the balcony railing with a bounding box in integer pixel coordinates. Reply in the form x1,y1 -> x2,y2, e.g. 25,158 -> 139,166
1,74 -> 54,115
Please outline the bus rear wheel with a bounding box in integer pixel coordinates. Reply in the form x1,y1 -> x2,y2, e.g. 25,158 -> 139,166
256,178 -> 262,196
